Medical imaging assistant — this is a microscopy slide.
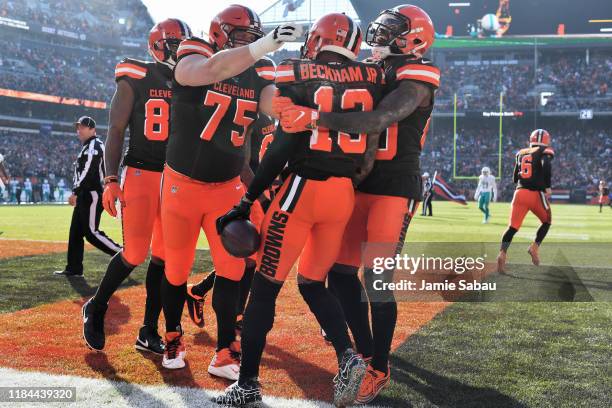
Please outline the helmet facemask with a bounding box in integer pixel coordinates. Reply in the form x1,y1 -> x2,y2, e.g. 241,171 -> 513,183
366,12 -> 409,59
223,25 -> 264,49
152,37 -> 182,68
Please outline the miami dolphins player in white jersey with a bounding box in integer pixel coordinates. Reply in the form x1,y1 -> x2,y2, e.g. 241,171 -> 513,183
474,166 -> 497,223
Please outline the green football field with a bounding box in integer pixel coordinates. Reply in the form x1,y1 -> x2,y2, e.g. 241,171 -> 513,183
0,201 -> 610,407
1,201 -> 610,244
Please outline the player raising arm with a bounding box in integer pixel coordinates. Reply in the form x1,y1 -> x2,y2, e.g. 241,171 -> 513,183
273,5 -> 439,404
497,129 -> 554,272
159,4 -> 300,376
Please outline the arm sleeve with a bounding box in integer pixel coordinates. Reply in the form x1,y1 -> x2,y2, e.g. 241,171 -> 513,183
542,154 -> 552,189
245,128 -> 299,201
474,177 -> 482,197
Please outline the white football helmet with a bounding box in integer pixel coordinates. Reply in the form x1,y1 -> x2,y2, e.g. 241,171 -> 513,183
481,167 -> 490,176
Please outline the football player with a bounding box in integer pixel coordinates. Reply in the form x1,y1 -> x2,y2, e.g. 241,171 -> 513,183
497,129 -> 554,272
274,5 -> 439,403
214,13 -> 385,407
159,4 -> 301,376
474,166 -> 497,223
82,19 -> 191,353
185,114 -> 276,330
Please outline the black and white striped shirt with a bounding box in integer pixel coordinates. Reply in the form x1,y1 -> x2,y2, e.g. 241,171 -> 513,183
73,136 -> 105,194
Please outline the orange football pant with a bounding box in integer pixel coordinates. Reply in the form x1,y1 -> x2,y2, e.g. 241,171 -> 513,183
257,174 -> 355,282
120,166 -> 164,266
336,192 -> 420,268
509,189 -> 552,230
161,166 -> 245,286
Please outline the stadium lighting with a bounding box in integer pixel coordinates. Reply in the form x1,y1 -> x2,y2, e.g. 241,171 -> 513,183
118,18 -> 126,25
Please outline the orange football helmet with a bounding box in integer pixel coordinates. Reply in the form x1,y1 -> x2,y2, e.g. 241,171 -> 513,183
529,129 -> 551,146
149,18 -> 192,68
301,13 -> 362,60
209,4 -> 264,50
366,4 -> 435,58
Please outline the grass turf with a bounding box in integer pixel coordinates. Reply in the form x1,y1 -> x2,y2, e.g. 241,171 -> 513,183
0,201 -> 610,406
1,201 -> 611,244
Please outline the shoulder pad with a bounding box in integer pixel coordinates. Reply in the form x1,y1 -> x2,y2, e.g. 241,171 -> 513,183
177,37 -> 214,60
255,57 -> 276,81
115,58 -> 148,80
275,59 -> 300,85
392,56 -> 440,88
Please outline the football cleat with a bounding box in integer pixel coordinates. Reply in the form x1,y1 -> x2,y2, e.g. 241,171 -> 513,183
135,325 -> 165,355
333,348 -> 367,407
213,378 -> 262,407
82,298 -> 106,351
186,285 -> 206,328
162,331 -> 186,369
208,347 -> 241,381
527,243 -> 540,266
497,251 -> 507,274
356,365 -> 391,404
55,269 -> 83,277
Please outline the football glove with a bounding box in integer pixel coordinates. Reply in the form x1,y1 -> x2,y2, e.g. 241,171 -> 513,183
216,196 -> 253,235
102,181 -> 125,217
271,93 -> 295,117
248,23 -> 303,60
279,105 -> 319,133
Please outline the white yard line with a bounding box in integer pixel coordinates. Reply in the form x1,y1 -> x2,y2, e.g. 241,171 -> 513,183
0,368 -> 379,408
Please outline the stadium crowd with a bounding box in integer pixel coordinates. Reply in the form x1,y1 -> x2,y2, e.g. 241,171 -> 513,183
0,0 -> 151,39
1,120 -> 609,203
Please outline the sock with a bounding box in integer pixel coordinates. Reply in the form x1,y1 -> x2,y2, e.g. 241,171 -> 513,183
191,270 -> 216,297
328,267 -> 373,358
161,274 -> 186,333
212,276 -> 240,350
535,223 -> 551,245
92,252 -> 135,308
500,227 -> 518,252
238,263 -> 256,315
239,273 -> 282,383
143,259 -> 164,329
298,280 -> 352,361
364,268 -> 396,373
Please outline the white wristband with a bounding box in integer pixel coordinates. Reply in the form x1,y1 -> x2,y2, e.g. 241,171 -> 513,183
248,35 -> 281,61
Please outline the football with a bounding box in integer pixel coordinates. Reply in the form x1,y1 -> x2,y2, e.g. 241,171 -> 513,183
481,13 -> 500,31
220,219 -> 261,258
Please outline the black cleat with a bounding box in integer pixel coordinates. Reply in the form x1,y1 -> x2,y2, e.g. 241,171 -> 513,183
54,269 -> 83,277
333,348 -> 367,407
186,285 -> 205,328
213,378 -> 262,407
135,325 -> 165,355
82,298 -> 106,351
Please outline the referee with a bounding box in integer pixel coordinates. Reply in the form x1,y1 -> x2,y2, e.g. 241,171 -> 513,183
54,116 -> 121,277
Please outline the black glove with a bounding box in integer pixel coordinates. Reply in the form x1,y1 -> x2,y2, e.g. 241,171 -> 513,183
216,197 -> 253,234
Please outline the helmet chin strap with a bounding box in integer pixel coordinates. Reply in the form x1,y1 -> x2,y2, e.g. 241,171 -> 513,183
371,45 -> 405,60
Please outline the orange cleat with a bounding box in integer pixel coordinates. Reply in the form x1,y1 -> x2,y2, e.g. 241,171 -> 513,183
208,347 -> 241,381
356,365 -> 391,404
162,331 -> 186,369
